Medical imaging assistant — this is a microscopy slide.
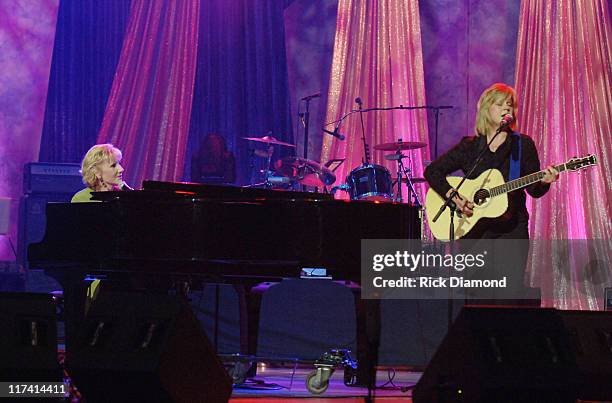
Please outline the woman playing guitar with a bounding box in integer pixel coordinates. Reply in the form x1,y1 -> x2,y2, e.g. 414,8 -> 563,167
424,83 -> 559,304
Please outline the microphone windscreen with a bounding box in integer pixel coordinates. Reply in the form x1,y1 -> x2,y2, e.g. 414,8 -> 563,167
500,114 -> 514,126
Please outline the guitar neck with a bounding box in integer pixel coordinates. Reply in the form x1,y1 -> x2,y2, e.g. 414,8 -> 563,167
489,163 -> 566,197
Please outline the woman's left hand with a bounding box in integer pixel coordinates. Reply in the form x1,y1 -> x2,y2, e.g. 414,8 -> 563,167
541,165 -> 559,184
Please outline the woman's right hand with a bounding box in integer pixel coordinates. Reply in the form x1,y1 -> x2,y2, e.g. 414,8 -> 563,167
446,189 -> 474,216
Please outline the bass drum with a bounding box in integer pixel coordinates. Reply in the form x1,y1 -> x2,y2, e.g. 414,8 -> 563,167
346,164 -> 392,201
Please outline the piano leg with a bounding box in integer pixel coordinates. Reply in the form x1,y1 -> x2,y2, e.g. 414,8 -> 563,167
234,283 -> 269,379
45,269 -> 89,352
233,284 -> 257,357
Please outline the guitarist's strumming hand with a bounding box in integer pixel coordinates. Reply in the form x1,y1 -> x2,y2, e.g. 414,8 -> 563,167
446,188 -> 474,217
541,165 -> 560,184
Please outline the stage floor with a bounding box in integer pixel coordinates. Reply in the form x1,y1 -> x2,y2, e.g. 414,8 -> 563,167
229,365 -> 420,401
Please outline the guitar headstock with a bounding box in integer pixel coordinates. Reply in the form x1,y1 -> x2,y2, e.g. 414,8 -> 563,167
566,154 -> 597,171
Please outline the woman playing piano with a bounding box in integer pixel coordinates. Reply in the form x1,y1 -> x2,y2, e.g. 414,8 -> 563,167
71,143 -> 128,202
71,143 -> 129,307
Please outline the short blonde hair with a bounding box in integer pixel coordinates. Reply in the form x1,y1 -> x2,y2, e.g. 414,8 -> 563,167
80,144 -> 122,188
475,83 -> 518,135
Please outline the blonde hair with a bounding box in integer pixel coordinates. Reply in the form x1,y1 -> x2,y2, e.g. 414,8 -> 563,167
80,144 -> 122,188
475,83 -> 518,135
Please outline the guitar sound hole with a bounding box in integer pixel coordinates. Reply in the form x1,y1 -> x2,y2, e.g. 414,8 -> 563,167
474,189 -> 490,205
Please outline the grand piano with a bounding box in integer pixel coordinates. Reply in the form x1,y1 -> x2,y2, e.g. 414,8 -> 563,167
28,180 -> 421,385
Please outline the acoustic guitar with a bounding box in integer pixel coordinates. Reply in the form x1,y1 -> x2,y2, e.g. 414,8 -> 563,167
425,154 -> 597,241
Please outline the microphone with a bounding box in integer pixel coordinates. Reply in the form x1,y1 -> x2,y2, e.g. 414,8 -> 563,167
301,92 -> 320,101
322,128 -> 345,141
500,114 -> 514,127
121,182 -> 134,191
355,97 -> 363,106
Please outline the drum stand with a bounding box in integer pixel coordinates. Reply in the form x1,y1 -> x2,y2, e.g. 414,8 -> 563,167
244,152 -> 292,189
391,151 -> 422,207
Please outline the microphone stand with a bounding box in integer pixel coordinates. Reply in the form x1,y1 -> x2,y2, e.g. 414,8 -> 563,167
303,98 -> 311,161
432,106 -> 453,159
326,104 -> 452,205
430,122 -> 509,228
328,104 -> 453,124
301,96 -> 319,191
327,104 -> 451,155
356,100 -> 370,165
430,119 -> 511,333
326,104 -> 453,162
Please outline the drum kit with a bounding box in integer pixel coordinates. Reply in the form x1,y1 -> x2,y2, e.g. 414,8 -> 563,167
338,140 -> 426,205
242,135 -> 426,205
242,135 -> 336,189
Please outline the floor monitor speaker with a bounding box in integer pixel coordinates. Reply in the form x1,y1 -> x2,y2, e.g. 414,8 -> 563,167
67,291 -> 232,403
0,292 -> 61,381
413,306 -> 612,403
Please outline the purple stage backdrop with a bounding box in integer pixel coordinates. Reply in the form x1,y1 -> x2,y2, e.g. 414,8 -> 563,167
0,0 -> 608,314
0,0 -> 59,261
284,0 -> 521,161
284,0 -> 338,162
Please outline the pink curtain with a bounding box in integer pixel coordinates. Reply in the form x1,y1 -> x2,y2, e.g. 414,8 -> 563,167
0,0 -> 59,260
321,0 -> 430,204
515,0 -> 612,309
97,0 -> 200,187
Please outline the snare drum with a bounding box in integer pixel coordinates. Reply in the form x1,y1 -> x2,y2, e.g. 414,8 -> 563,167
346,164 -> 392,201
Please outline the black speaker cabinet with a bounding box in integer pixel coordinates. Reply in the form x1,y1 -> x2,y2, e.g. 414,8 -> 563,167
559,310 -> 612,400
413,306 -> 612,403
0,292 -> 61,381
67,292 -> 232,403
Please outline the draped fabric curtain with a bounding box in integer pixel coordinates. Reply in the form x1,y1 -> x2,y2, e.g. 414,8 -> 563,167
0,0 -> 59,260
39,0 -> 131,163
185,0 -> 294,185
321,0 -> 430,202
97,0 -> 200,187
515,0 -> 612,309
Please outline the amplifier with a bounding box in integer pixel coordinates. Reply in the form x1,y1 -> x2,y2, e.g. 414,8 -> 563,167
23,162 -> 83,194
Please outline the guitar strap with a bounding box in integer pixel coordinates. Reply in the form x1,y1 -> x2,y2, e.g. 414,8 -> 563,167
509,132 -> 521,180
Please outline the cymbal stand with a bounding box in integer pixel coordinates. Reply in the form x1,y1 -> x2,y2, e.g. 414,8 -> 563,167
392,149 -> 422,207
402,166 -> 422,207
244,172 -> 292,189
244,146 -> 283,188
392,150 -> 405,203
266,151 -> 273,181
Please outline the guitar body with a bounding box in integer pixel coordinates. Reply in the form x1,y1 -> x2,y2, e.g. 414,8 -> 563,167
426,169 -> 508,241
424,154 -> 597,241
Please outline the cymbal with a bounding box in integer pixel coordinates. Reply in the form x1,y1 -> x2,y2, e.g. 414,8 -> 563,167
395,177 -> 428,184
374,141 -> 427,151
275,157 -> 336,187
242,136 -> 296,147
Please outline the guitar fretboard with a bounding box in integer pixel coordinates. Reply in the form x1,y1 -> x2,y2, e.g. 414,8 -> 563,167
489,163 -> 566,197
